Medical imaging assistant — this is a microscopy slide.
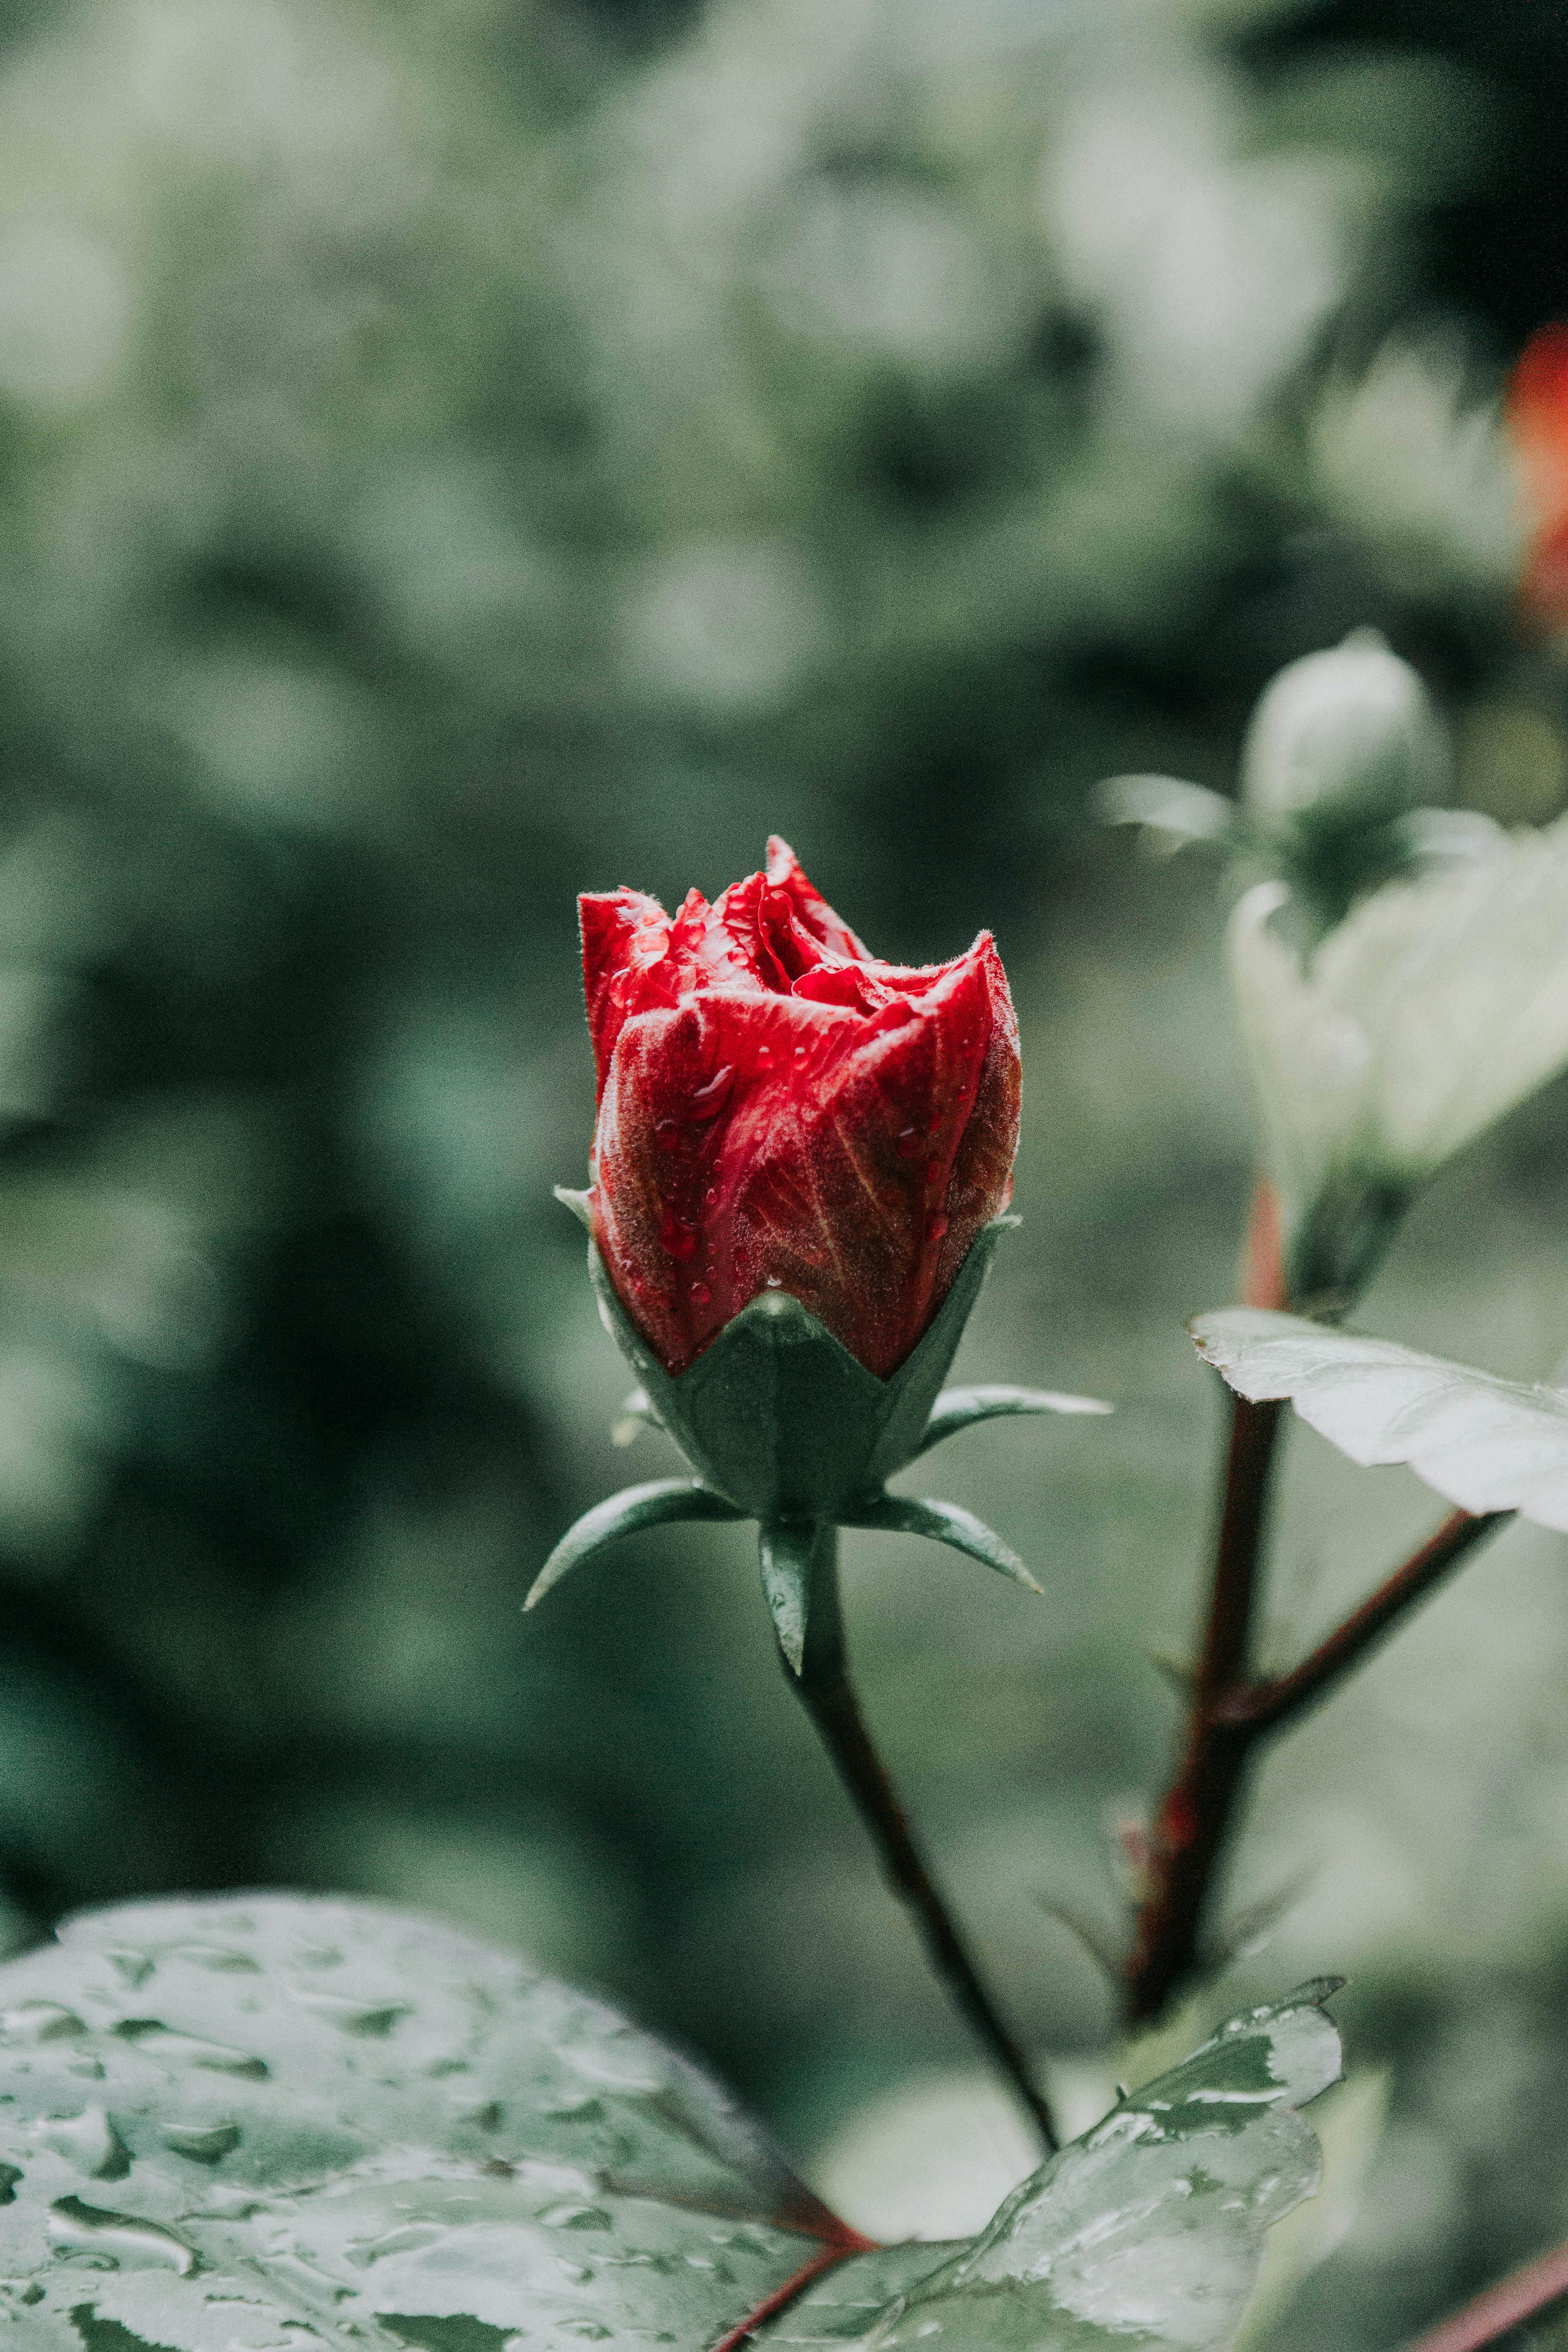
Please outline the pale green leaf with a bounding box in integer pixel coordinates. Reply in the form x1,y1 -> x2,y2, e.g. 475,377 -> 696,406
524,1477 -> 745,1610
850,1982 -> 1342,2352
1228,815 -> 1568,1230
1099,773 -> 1237,850
1192,1305 -> 1568,1527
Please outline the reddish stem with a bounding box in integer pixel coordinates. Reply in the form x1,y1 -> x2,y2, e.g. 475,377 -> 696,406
1124,1181 -> 1511,2029
1124,1390 -> 1283,2027
707,2233 -> 878,2352
1225,1509 -> 1509,1735
1401,2238 -> 1568,2352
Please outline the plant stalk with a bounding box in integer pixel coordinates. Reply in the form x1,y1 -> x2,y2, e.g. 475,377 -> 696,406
789,1524 -> 1060,2151
1400,2236 -> 1568,2352
1124,1391 -> 1283,2027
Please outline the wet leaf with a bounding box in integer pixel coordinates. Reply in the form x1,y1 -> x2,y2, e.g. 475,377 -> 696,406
1192,1306 -> 1568,1528
0,1901 -> 1340,2352
842,1982 -> 1343,2352
0,1894 -> 858,2351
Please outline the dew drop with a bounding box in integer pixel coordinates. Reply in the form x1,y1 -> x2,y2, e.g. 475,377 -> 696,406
689,1282 -> 710,1307
764,1275 -> 782,1289
161,2121 -> 241,2164
896,1127 -> 922,1156
686,1066 -> 734,1117
111,2022 -> 268,2079
540,2095 -> 603,2124
755,1045 -> 773,1070
1,2004 -> 84,2043
928,1213 -> 949,1240
174,1944 -> 260,1974
539,2202 -> 612,2230
49,2196 -> 198,2273
654,1118 -> 680,1149
292,1990 -> 409,2037
792,1044 -> 808,1066
703,1187 -> 718,1208
31,2107 -> 130,2180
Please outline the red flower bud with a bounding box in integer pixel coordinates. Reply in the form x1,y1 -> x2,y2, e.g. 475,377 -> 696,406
1507,323 -> 1568,629
579,839 -> 1021,1378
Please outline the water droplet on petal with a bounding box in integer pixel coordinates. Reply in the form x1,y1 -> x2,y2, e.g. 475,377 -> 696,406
703,1187 -> 719,1208
896,1127 -> 922,1156
686,1066 -> 733,1118
689,1282 -> 710,1306
928,1213 -> 949,1240
755,1045 -> 773,1070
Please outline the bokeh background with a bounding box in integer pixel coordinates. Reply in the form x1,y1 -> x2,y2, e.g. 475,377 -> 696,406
2,0 -> 1568,2340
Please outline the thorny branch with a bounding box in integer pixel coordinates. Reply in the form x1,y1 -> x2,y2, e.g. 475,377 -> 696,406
1123,1184 -> 1511,2028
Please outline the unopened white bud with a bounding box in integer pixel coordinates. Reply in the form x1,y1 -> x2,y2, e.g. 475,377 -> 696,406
1240,631 -> 1451,831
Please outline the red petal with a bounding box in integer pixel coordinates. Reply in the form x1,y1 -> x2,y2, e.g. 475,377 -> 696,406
579,889 -> 675,1094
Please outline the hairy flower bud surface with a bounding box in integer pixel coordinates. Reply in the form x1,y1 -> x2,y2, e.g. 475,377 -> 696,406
579,838 -> 1020,1378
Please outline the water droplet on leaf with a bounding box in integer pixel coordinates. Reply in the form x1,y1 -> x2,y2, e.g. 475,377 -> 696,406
49,2196 -> 197,2273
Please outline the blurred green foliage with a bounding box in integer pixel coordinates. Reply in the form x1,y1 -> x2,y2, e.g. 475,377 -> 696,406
0,0 -> 1565,2342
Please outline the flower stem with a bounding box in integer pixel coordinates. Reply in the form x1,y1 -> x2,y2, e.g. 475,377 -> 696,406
790,1525 -> 1060,2151
1399,2236 -> 1568,2352
1127,1463 -> 1508,2027
1222,1508 -> 1510,1736
1124,1390 -> 1284,2028
1124,1181 -> 1516,2028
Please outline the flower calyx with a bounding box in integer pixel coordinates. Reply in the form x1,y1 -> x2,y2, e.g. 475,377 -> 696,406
527,1209 -> 1110,1673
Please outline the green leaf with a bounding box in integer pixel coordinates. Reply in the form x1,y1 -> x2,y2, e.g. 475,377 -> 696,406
1191,1306 -> 1568,1528
916,1383 -> 1112,1457
524,1478 -> 745,1611
842,1494 -> 1042,1594
0,1893 -> 864,2350
1228,812 -> 1568,1295
1098,774 -> 1238,850
0,1901 -> 1341,2352
838,1981 -> 1343,2352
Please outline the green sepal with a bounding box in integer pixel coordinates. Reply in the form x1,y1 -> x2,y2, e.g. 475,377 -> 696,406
916,1381 -> 1112,1457
576,1213 -> 1017,1519
524,1477 -> 744,1611
757,1519 -> 826,1677
842,1493 -> 1042,1594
